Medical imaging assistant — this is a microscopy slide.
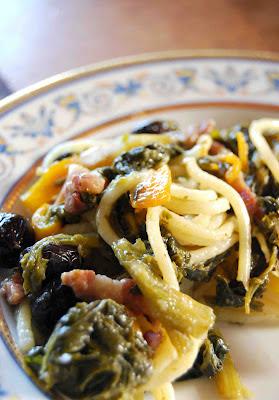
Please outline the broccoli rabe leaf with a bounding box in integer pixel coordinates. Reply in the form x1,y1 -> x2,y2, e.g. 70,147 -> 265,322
163,232 -> 227,282
25,346 -> 45,375
211,125 -> 255,159
111,193 -> 147,242
21,234 -> 99,294
113,143 -> 183,175
258,197 -> 279,247
112,238 -> 215,337
198,156 -> 228,179
49,204 -> 81,224
215,275 -> 266,310
26,300 -> 152,400
261,213 -> 279,246
181,330 -> 229,379
190,253 -> 228,283
162,232 -> 190,282
215,276 -> 246,308
215,237 -> 269,309
259,196 -> 279,214
245,246 -> 278,313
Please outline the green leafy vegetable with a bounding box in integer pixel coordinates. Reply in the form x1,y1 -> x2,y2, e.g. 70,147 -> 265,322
113,143 -> 183,175
21,234 -> 99,294
162,232 -> 190,282
246,165 -> 277,196
250,237 -> 268,278
215,237 -> 270,309
258,195 -> 279,245
215,276 -> 246,308
163,232 -> 227,282
111,193 -> 146,242
197,156 -> 228,179
245,246 -> 278,313
25,346 -> 44,375
190,253 -> 228,283
26,300 -> 152,400
260,212 -> 279,247
259,196 -> 279,213
181,330 -> 229,379
211,125 -> 255,159
112,238 -> 215,337
49,204 -> 81,224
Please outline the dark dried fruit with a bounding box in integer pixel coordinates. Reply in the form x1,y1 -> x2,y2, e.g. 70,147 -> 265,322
98,166 -> 118,182
31,279 -> 77,335
82,238 -> 125,278
42,244 -> 82,281
0,212 -> 35,269
53,152 -> 73,162
133,120 -> 178,134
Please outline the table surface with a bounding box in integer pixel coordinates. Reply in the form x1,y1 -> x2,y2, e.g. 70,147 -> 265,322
0,0 -> 279,92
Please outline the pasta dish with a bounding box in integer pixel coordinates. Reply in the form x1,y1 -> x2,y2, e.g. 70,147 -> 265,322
1,118 -> 279,400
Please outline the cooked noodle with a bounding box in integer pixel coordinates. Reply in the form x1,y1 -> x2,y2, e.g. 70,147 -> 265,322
164,196 -> 230,216
249,119 -> 279,183
185,157 -> 251,289
146,207 -> 179,290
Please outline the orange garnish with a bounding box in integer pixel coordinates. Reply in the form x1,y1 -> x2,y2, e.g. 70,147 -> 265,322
236,131 -> 249,172
220,153 -> 242,184
32,203 -> 62,240
21,158 -> 73,213
131,165 -> 172,209
220,152 -> 259,216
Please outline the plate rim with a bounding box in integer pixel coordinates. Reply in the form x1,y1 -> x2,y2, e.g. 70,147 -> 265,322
1,49 -> 279,115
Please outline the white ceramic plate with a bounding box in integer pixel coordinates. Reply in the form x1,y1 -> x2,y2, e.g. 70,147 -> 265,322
0,50 -> 279,400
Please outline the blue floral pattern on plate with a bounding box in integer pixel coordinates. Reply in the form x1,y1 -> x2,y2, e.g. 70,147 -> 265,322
207,66 -> 255,93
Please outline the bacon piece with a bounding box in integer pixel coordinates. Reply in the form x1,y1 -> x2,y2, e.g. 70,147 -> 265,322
61,269 -> 149,314
71,171 -> 106,195
229,176 -> 263,218
143,330 -> 163,350
64,191 -> 87,215
0,272 -> 25,305
61,269 -> 134,304
209,140 -> 226,155
60,164 -> 107,214
183,119 -> 215,148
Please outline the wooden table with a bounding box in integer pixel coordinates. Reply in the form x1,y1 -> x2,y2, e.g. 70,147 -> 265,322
1,0 -> 279,92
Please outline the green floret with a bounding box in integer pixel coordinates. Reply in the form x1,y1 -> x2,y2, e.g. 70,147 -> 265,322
25,300 -> 152,400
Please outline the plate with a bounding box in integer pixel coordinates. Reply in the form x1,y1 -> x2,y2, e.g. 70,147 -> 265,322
0,50 -> 279,400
